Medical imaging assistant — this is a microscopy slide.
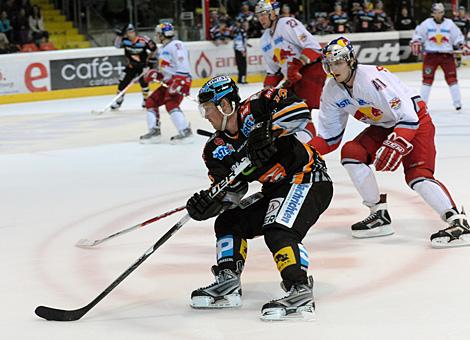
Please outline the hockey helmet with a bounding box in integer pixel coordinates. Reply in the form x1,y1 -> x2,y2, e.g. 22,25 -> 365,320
125,23 -> 136,33
431,2 -> 445,14
322,37 -> 357,74
255,0 -> 280,16
198,75 -> 240,121
155,22 -> 175,38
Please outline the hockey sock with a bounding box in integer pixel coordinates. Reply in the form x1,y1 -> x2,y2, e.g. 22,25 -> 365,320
449,83 -> 461,108
146,109 -> 159,130
420,84 -> 432,103
216,235 -> 247,272
343,163 -> 380,207
169,108 -> 189,132
412,179 -> 455,220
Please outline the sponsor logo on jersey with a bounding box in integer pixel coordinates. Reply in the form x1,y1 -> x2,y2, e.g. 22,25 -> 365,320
274,36 -> 284,45
272,48 -> 296,65
216,235 -> 234,261
240,114 -> 255,137
276,183 -> 311,228
353,106 -> 384,122
262,43 -> 272,52
356,98 -> 371,105
336,98 -> 352,108
264,198 -> 284,226
274,246 -> 297,272
212,144 -> 235,160
429,34 -> 450,45
389,97 -> 401,110
214,137 -> 225,146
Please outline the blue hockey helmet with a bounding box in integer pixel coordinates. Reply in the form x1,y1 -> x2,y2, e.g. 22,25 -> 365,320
322,37 -> 357,74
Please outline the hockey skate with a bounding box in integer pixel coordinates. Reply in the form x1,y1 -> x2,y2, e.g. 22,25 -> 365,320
110,96 -> 124,111
139,127 -> 161,144
170,127 -> 193,144
190,265 -> 242,309
431,209 -> 470,248
260,276 -> 315,321
351,194 -> 393,238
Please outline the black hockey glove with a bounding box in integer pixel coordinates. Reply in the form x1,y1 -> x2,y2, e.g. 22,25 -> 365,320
186,190 -> 224,221
114,27 -> 124,36
246,120 -> 277,168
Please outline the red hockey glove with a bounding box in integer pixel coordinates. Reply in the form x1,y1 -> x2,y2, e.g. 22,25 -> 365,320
410,41 -> 422,56
287,58 -> 303,85
144,69 -> 163,83
263,73 -> 283,88
374,132 -> 414,172
167,75 -> 191,96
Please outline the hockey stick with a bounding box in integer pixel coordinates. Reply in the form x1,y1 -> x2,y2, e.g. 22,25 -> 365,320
75,205 -> 186,248
35,157 -> 253,321
196,129 -> 213,137
91,70 -> 146,115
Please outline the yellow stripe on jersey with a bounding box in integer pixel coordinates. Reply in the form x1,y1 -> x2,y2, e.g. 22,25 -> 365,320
272,102 -> 308,121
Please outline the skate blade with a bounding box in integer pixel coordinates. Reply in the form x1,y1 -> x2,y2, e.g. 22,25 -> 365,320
170,136 -> 194,145
431,235 -> 470,248
260,306 -> 315,322
190,294 -> 241,309
75,238 -> 97,248
352,224 -> 394,239
139,136 -> 162,144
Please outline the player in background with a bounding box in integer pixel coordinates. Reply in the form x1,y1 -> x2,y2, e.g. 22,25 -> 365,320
140,23 -> 193,144
255,0 -> 326,113
453,5 -> 470,67
410,3 -> 469,111
309,37 -> 470,248
111,24 -> 157,110
187,76 -> 332,320
232,18 -> 250,85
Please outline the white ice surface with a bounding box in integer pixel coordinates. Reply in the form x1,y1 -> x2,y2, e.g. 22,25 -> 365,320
1,68 -> 470,340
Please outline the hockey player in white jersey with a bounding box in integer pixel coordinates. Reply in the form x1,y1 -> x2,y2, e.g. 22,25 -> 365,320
309,37 -> 469,248
140,22 -> 193,144
255,0 -> 326,112
410,2 -> 470,110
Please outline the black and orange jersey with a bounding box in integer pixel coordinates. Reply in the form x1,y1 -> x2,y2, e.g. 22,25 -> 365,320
117,35 -> 157,67
202,88 -> 329,196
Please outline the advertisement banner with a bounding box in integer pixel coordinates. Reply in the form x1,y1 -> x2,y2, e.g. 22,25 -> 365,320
0,60 -> 50,95
50,55 -> 127,90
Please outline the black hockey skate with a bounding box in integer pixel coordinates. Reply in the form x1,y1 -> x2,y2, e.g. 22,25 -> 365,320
190,265 -> 242,309
351,194 -> 393,238
110,96 -> 124,110
170,127 -> 193,144
260,276 -> 315,321
431,208 -> 470,248
139,127 -> 161,144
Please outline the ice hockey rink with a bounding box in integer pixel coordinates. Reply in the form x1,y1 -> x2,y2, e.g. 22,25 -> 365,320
1,68 -> 470,340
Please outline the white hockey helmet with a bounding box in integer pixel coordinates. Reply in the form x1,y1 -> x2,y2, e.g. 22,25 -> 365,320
255,0 -> 280,16
322,37 -> 357,74
155,22 -> 175,38
431,2 -> 445,14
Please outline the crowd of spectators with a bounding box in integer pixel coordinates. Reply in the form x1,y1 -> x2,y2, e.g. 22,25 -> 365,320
210,0 -> 416,44
0,0 -> 50,54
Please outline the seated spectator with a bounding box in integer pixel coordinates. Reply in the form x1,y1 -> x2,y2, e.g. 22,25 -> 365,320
236,1 -> 254,22
280,4 -> 294,18
14,7 -> 30,45
15,0 -> 32,17
373,0 -> 393,31
210,19 -> 232,46
453,6 -> 469,38
311,14 -> 334,35
29,5 -> 49,46
1,0 -> 16,17
354,1 -> 376,32
395,6 -> 416,31
329,2 -> 350,33
0,10 -> 14,42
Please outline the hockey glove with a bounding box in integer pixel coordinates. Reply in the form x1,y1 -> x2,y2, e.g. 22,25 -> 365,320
168,75 -> 191,96
144,69 -> 164,83
246,120 -> 277,168
286,58 -> 303,85
458,43 -> 470,56
374,132 -> 413,172
186,189 -> 224,221
410,41 -> 422,56
114,27 -> 124,36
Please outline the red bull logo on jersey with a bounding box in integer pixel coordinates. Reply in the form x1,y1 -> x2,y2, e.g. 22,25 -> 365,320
353,106 -> 384,122
429,34 -> 450,45
272,48 -> 296,65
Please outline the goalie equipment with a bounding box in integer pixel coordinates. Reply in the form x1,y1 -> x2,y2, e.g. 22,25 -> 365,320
190,264 -> 242,308
431,208 -> 470,248
260,276 -> 315,321
351,194 -> 394,238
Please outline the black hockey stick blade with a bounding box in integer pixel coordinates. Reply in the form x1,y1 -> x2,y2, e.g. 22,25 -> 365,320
196,129 -> 213,137
35,305 -> 90,321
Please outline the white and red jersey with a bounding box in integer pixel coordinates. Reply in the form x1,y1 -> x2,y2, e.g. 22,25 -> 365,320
158,39 -> 192,81
259,16 -> 322,77
316,65 -> 428,151
412,17 -> 464,53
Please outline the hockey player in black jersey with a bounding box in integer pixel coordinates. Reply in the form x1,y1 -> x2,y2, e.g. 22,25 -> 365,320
111,24 -> 157,110
186,75 -> 333,321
